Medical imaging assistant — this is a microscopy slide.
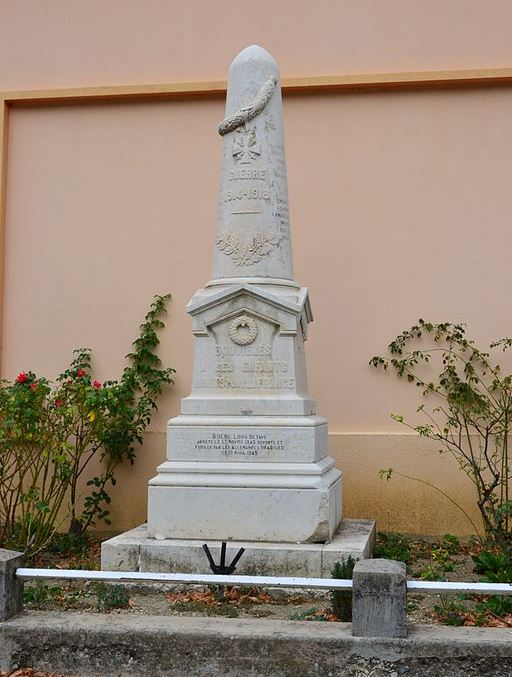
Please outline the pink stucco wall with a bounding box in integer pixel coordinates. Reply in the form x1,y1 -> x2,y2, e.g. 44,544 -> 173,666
2,1 -> 512,90
2,1 -> 512,534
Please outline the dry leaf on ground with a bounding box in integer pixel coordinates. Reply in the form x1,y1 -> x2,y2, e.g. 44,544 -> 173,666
0,669 -> 67,677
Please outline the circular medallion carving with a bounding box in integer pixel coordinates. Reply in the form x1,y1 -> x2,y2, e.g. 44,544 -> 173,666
229,314 -> 258,346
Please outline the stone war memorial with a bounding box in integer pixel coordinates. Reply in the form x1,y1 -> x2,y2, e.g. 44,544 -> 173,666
102,45 -> 375,577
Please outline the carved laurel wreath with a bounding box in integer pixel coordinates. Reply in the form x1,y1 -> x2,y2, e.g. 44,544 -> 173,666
216,230 -> 283,267
229,315 -> 258,346
218,76 -> 277,136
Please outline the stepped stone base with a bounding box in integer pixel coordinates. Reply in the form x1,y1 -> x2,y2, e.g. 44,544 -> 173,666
148,456 -> 342,543
101,519 -> 376,578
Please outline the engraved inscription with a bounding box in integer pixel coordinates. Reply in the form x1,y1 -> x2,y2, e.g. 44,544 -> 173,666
241,359 -> 288,372
194,432 -> 286,457
195,375 -> 295,389
216,345 -> 272,357
229,168 -> 267,181
224,187 -> 270,202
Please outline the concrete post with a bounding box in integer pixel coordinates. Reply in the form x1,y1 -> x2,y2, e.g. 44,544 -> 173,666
352,558 -> 407,638
0,548 -> 24,621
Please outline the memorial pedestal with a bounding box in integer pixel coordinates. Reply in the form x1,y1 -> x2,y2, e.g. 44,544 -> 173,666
148,458 -> 341,543
146,280 -> 343,544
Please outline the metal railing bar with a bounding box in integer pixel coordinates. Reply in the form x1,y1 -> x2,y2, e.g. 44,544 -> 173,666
407,580 -> 512,595
15,568 -> 512,596
15,568 -> 353,590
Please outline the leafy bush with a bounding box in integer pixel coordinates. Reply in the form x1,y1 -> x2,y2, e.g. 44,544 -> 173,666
46,531 -> 90,557
472,549 -> 512,618
0,295 -> 174,554
331,555 -> 358,621
472,550 -> 512,583
477,594 -> 512,618
371,320 -> 512,545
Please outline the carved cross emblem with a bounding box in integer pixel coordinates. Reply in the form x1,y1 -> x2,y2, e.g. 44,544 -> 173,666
232,127 -> 261,163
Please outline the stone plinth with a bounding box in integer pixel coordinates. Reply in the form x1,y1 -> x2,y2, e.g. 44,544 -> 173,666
148,458 -> 341,542
101,520 -> 376,578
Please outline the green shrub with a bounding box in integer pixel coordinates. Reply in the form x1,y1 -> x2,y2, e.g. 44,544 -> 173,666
375,532 -> 411,563
23,582 -> 63,606
472,548 -> 512,618
331,555 -> 358,621
371,320 -> 512,545
477,594 -> 512,618
472,550 -> 512,583
0,295 -> 174,554
95,583 -> 131,611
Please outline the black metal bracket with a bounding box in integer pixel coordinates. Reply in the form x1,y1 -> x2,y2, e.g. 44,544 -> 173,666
202,541 -> 245,575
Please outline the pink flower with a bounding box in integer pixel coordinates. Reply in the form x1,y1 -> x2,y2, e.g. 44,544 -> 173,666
16,372 -> 27,384
76,369 -> 86,378
93,380 -> 102,389
55,399 -> 64,407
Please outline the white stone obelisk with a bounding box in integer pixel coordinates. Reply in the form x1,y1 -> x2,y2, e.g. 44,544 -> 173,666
147,46 -> 342,543
213,44 -> 293,283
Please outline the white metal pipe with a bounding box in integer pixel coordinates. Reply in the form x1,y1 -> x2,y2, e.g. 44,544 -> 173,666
15,568 -> 353,591
15,568 -> 512,596
407,580 -> 512,595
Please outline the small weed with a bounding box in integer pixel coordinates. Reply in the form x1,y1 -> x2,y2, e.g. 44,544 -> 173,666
430,545 -> 455,572
418,563 -> 445,581
375,532 -> 411,563
47,531 -> 90,556
23,582 -> 63,606
433,596 -> 467,626
94,582 -> 131,611
170,599 -> 208,613
169,599 -> 239,617
212,603 -> 239,618
290,606 -> 328,622
477,595 -> 512,618
406,595 -> 423,612
72,556 -> 100,571
472,550 -> 512,583
472,548 -> 512,618
61,586 -> 88,609
441,533 -> 461,554
330,555 -> 357,621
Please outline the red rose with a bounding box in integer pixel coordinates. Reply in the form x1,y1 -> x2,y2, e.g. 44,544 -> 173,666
30,383 -> 37,391
93,380 -> 102,389
76,369 -> 86,378
55,399 -> 64,407
16,372 -> 27,384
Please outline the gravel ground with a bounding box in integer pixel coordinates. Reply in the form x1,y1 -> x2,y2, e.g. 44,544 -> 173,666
21,533 -> 509,626
21,548 -> 483,624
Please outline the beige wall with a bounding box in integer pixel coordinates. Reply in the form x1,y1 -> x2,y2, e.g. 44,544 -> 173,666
2,0 -> 512,89
2,1 -> 512,536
